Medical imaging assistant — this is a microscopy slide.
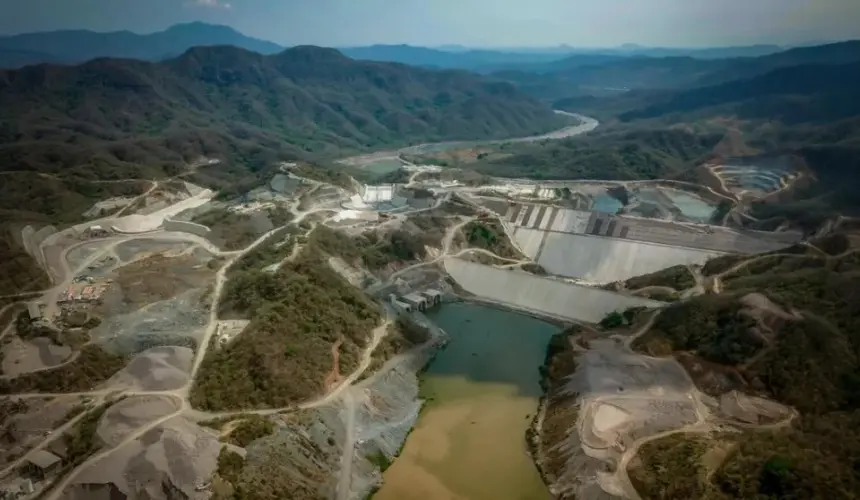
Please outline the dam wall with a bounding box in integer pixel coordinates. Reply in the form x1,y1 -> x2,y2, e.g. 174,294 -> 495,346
444,258 -> 663,323
535,231 -> 720,283
162,218 -> 211,237
504,203 -> 800,254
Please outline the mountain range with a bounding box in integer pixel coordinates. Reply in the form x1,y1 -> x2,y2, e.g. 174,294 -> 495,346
0,44 -> 564,197
0,22 -> 799,71
0,22 -> 283,67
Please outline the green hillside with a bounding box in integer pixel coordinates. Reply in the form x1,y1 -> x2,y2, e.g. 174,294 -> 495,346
630,233 -> 860,498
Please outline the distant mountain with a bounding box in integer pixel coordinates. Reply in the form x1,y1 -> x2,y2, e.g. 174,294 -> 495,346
0,22 -> 283,67
620,61 -> 860,125
0,44 -> 565,181
499,40 -> 860,95
338,44 -> 578,71
337,43 -> 789,72
598,43 -> 784,59
0,48 -> 64,68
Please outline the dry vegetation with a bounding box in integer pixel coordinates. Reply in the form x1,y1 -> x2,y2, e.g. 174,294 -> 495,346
629,237 -> 860,498
109,252 -> 215,309
224,415 -> 276,448
191,253 -> 381,411
307,225 -> 437,273
462,219 -> 523,259
0,345 -> 127,394
621,265 -> 696,291
361,317 -> 430,380
530,326 -> 582,497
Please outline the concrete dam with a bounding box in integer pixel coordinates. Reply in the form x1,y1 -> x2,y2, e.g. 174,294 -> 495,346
503,203 -> 801,283
444,257 -> 663,323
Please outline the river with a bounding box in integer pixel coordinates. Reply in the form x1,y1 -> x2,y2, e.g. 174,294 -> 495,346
338,111 -> 599,166
374,302 -> 558,500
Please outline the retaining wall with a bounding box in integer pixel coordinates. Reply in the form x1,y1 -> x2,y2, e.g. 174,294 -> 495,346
444,258 -> 662,323
162,218 -> 211,237
537,232 -> 721,283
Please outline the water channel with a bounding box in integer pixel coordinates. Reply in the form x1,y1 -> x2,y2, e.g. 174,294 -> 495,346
375,302 -> 558,500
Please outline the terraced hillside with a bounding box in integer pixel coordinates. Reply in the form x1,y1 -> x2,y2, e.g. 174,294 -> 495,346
627,233 -> 860,498
531,232 -> 860,500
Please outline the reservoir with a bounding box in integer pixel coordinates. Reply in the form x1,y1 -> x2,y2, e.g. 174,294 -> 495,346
375,302 -> 557,500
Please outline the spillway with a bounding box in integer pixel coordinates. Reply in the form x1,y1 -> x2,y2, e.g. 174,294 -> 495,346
444,258 -> 663,323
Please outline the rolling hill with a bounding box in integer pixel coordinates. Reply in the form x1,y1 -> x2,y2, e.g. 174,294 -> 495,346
628,233 -> 860,498
0,22 -> 284,67
619,61 -> 860,125
496,40 -> 860,101
0,44 -> 565,181
0,43 -> 567,293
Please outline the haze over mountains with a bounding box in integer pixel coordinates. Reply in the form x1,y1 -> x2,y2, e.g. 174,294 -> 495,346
3,8 -> 860,500
0,22 -> 283,67
0,22 -> 803,71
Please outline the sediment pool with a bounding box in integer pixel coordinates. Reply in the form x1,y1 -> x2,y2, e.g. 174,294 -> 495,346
375,302 -> 556,500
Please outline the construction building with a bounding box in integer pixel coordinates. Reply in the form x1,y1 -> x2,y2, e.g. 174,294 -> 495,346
420,289 -> 444,306
401,293 -> 429,311
395,289 -> 444,312
24,451 -> 61,479
27,302 -> 42,321
84,225 -> 110,238
360,184 -> 395,204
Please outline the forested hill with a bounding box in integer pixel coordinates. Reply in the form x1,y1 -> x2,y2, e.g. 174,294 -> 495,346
0,44 -> 565,180
630,232 -> 860,498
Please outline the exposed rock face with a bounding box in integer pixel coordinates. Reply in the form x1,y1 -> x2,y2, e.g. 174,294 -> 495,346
226,313 -> 443,500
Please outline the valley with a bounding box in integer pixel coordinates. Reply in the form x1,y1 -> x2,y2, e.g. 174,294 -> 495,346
0,110 -> 821,500
0,16 -> 859,500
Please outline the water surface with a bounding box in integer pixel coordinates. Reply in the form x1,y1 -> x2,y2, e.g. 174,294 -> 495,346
591,193 -> 623,214
376,302 -> 557,500
662,190 -> 716,222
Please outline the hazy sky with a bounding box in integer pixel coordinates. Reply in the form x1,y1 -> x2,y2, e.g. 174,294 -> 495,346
1,0 -> 859,47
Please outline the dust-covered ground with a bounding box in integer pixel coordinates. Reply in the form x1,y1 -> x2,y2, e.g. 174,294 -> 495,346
0,395 -> 84,467
535,315 -> 794,500
101,346 -> 193,392
63,415 -> 220,500
65,241 -> 114,272
2,336 -> 72,376
96,395 -> 182,447
113,240 -> 197,264
91,245 -> 216,355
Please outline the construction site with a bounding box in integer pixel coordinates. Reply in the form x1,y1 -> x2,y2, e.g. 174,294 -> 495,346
0,112 -> 813,500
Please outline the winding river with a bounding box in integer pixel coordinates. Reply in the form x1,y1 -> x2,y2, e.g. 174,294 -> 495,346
338,111 -> 599,166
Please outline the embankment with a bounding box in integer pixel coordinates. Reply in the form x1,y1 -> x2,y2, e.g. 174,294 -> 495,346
444,257 -> 662,323
341,312 -> 446,499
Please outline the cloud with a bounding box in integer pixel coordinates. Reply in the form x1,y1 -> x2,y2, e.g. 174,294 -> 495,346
192,0 -> 232,9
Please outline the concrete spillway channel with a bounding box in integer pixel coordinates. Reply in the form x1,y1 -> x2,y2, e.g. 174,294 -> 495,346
500,204 -> 801,284
443,257 -> 663,323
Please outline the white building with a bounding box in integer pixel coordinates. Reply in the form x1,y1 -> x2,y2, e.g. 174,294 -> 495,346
361,184 -> 395,204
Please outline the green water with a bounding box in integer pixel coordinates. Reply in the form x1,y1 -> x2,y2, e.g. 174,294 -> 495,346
376,302 -> 557,500
364,159 -> 405,174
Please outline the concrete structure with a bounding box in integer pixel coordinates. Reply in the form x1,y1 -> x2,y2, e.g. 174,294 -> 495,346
504,203 -> 800,254
389,294 -> 413,313
25,450 -> 62,479
445,258 -> 663,323
536,187 -> 556,200
84,225 -> 110,238
27,302 -> 42,320
420,289 -> 443,305
525,230 -> 721,283
402,293 -> 430,311
162,218 -> 211,238
332,209 -> 379,223
361,184 -> 395,204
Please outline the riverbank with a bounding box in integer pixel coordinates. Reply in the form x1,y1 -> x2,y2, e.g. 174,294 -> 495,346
373,302 -> 558,500
526,326 -> 583,500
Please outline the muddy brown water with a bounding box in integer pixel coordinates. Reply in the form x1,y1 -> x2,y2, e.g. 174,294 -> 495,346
375,302 -> 557,500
